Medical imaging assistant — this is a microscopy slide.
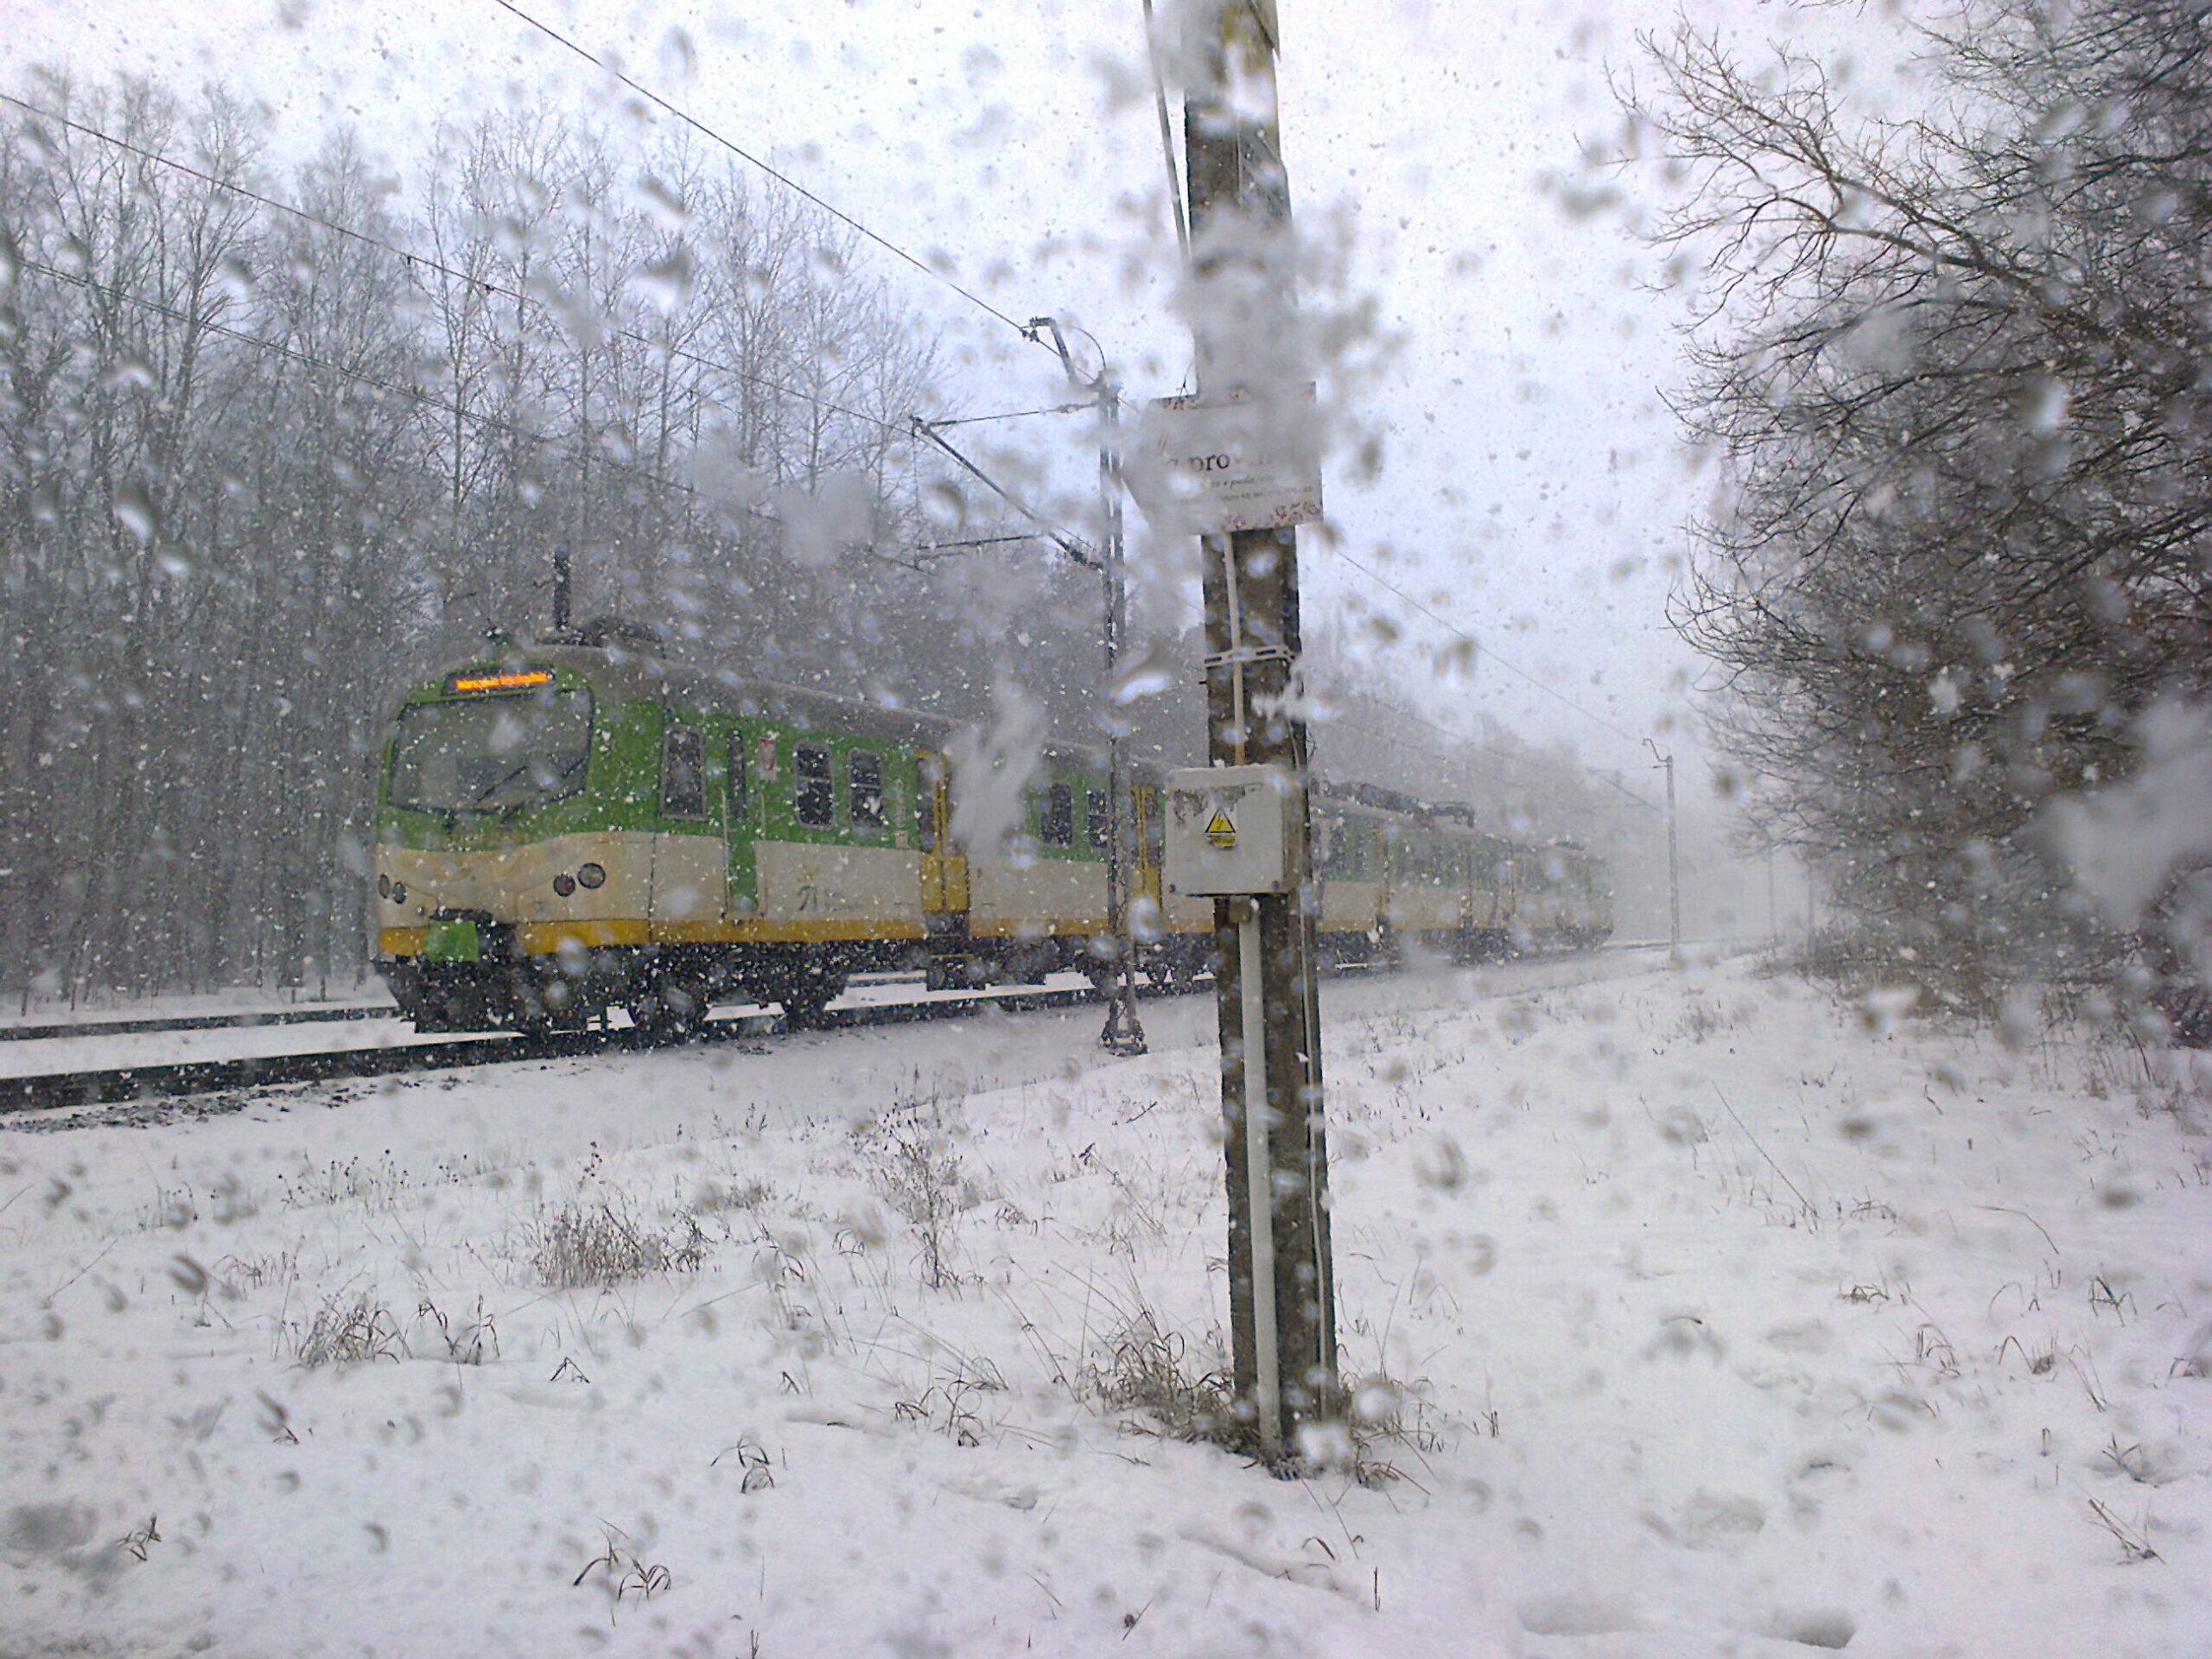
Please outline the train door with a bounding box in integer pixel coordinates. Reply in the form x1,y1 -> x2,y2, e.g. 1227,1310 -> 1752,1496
918,749 -> 968,916
1376,822 -> 1398,933
650,715 -> 715,930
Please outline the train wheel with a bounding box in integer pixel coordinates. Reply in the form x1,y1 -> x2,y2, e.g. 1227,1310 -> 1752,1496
779,983 -> 836,1031
1144,948 -> 1194,995
413,968 -> 501,1033
512,965 -> 594,1039
631,975 -> 710,1044
776,962 -> 847,1031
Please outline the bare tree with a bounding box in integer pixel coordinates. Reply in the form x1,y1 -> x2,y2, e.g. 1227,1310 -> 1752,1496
0,76 -> 970,1003
0,74 -> 264,998
1633,0 -> 2212,1011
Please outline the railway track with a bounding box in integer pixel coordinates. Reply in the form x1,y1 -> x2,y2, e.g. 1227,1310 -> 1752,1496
0,978 -> 1116,1117
0,1002 -> 396,1044
2,942 -> 1689,1122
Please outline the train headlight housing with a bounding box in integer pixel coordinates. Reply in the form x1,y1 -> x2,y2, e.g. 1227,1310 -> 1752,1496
377,874 -> 391,899
552,873 -> 576,897
576,862 -> 607,889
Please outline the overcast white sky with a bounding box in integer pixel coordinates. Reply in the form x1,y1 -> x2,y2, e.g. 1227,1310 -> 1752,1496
0,0 -> 1928,814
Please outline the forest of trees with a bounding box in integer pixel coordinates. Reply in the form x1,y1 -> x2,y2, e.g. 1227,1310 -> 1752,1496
0,69 -> 1649,1005
1638,0 -> 2212,1019
0,71 -> 1126,1003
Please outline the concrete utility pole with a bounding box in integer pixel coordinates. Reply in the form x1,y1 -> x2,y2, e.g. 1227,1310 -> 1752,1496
1027,315 -> 1147,1057
1648,741 -> 1681,952
1179,0 -> 1337,1456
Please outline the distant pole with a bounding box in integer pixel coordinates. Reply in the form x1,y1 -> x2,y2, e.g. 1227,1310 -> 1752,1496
1028,317 -> 1147,1058
1182,0 -> 1336,1457
1648,741 -> 1681,951
1666,753 -> 1681,950
1096,381 -> 1149,1056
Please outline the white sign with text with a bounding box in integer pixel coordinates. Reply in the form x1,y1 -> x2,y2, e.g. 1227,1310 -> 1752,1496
1130,385 -> 1323,537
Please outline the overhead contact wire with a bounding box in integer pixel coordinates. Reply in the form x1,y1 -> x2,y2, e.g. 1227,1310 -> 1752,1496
486,0 -> 1052,348
1334,549 -> 1648,750
0,91 -> 924,440
16,256 -> 793,533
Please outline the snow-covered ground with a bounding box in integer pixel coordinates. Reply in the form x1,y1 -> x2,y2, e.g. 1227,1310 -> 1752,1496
2,953 -> 2207,1657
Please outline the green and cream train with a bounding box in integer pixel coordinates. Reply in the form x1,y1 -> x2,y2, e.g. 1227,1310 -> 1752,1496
371,631 -> 1612,1034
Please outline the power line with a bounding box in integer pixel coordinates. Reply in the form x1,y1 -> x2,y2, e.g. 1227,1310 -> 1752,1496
3,99 -> 1661,814
1596,768 -> 1665,814
0,97 -> 1112,589
33,236 -> 1660,818
0,91 -> 916,443
16,254 -> 789,536
922,404 -> 1093,428
486,0 -> 1051,348
1137,0 -> 1191,262
907,417 -> 1098,568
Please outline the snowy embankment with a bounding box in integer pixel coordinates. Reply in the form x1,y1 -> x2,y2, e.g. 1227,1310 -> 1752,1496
1,956 -> 2207,1657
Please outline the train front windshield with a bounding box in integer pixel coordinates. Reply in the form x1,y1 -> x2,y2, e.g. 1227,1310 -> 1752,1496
386,688 -> 593,814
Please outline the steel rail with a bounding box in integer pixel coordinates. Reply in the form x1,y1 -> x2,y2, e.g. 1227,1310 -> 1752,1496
0,1004 -> 398,1044
0,969 -> 945,1043
0,981 -> 1109,1118
1,942 -> 1674,1122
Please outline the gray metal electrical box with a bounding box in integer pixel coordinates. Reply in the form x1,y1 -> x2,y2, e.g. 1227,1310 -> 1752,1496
1162,765 -> 1303,896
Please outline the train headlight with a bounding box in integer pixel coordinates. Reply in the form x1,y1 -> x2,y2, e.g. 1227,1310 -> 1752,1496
391,880 -> 407,905
552,873 -> 576,897
377,874 -> 391,899
576,862 -> 607,889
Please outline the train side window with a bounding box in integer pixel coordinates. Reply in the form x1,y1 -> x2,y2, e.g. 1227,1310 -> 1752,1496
1084,789 -> 1109,849
1040,781 -> 1074,848
849,749 -> 885,830
661,721 -> 707,819
794,743 -> 833,827
727,730 -> 747,819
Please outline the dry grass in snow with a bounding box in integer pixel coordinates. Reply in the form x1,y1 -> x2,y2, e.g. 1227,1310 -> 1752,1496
0,954 -> 2208,1656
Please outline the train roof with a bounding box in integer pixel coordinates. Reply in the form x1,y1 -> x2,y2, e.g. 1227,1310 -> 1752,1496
408,641 -> 960,748
396,639 -> 1606,870
403,640 -> 1175,782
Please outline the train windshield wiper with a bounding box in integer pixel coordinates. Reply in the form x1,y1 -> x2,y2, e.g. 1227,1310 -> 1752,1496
463,758 -> 540,808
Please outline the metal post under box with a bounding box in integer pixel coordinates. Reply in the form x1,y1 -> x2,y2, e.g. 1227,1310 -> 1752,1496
1162,765 -> 1301,896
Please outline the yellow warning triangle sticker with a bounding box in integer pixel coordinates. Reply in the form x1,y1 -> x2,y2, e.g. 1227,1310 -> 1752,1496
1205,810 -> 1237,849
